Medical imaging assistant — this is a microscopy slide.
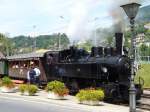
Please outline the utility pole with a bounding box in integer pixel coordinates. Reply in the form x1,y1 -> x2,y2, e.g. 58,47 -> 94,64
33,25 -> 36,52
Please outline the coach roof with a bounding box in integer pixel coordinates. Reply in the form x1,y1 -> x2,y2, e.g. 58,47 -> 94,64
7,51 -> 58,61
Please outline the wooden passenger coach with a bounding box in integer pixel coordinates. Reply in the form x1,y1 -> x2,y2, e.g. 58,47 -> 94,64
7,52 -> 48,82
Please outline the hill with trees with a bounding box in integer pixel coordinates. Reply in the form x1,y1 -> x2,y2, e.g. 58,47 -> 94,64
137,5 -> 150,22
8,33 -> 70,55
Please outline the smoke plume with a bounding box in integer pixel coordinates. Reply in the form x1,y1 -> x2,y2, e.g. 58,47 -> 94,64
66,0 -> 97,44
109,0 -> 141,33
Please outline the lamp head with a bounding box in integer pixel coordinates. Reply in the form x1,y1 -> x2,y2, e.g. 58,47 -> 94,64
121,3 -> 141,19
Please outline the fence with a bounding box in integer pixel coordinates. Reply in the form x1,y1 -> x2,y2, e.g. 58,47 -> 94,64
139,56 -> 150,64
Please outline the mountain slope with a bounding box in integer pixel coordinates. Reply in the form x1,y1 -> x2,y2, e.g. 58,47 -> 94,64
137,5 -> 150,22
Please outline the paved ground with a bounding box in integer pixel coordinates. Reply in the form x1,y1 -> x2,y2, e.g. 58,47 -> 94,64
0,97 -> 89,112
0,90 -> 147,112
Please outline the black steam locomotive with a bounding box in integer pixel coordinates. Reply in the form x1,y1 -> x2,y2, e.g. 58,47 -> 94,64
43,33 -> 143,101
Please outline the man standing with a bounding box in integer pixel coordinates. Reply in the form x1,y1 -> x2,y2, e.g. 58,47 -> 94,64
27,66 -> 36,84
34,66 -> 41,86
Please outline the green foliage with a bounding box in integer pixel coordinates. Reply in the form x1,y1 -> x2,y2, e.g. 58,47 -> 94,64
18,84 -> 38,96
139,44 -> 150,56
19,84 -> 27,95
0,78 -> 2,87
135,64 -> 150,88
0,33 -> 13,56
27,85 -> 38,96
76,89 -> 104,102
1,76 -> 14,88
76,39 -> 93,51
145,29 -> 150,40
9,33 -> 70,54
46,80 -> 69,96
136,23 -> 148,33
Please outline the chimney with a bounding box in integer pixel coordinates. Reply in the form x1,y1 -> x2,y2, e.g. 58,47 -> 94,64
115,33 -> 124,55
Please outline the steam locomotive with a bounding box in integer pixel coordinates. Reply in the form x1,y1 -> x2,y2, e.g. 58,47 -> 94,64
4,32 -> 143,102
43,32 -> 143,101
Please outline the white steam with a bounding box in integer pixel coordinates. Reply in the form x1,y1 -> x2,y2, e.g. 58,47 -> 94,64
66,0 -> 142,45
109,0 -> 141,32
66,0 -> 93,44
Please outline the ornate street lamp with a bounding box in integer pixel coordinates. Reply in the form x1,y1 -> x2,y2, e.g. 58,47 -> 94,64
121,2 -> 141,112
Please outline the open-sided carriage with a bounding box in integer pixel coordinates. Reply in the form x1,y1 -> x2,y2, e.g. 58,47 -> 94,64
6,52 -> 50,83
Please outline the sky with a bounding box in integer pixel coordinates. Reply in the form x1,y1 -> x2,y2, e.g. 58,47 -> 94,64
0,0 -> 150,41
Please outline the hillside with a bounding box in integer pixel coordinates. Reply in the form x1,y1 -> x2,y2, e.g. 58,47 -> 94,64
137,5 -> 150,22
9,33 -> 70,54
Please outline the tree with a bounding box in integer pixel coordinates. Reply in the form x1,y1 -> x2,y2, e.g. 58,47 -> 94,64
9,33 -> 70,54
145,29 -> 150,40
76,39 -> 93,51
135,23 -> 148,34
140,44 -> 148,56
0,33 -> 13,56
95,28 -> 114,46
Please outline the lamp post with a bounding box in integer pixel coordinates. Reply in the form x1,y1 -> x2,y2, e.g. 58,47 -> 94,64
58,33 -> 61,50
121,2 -> 141,112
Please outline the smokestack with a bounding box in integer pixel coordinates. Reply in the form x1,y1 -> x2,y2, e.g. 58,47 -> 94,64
98,46 -> 103,56
115,33 -> 124,55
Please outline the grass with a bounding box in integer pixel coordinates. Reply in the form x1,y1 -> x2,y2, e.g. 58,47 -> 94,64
135,64 -> 150,88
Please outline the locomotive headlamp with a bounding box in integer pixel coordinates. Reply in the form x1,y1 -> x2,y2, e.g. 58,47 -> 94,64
102,67 -> 108,73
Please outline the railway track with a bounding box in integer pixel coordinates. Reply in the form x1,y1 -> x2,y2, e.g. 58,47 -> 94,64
116,90 -> 150,112
137,103 -> 150,111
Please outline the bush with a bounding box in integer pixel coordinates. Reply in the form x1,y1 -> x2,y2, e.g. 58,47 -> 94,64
76,89 -> 104,102
18,84 -> 38,96
0,79 -> 2,87
135,64 -> 150,88
1,76 -> 15,88
19,84 -> 27,95
46,80 -> 69,96
27,85 -> 38,96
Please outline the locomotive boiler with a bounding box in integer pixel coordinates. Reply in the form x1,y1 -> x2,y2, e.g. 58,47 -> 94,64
43,32 -> 143,101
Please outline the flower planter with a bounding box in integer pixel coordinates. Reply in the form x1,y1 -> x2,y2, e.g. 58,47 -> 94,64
21,91 -> 29,96
47,92 -> 64,99
19,84 -> 38,96
0,86 -> 16,93
22,92 -> 33,96
20,91 -> 37,96
80,100 -> 99,106
76,89 -> 104,106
